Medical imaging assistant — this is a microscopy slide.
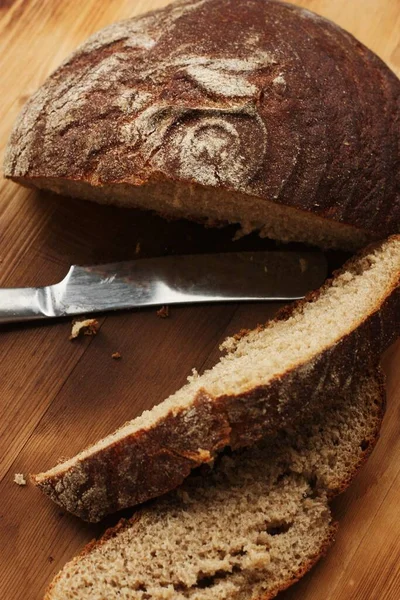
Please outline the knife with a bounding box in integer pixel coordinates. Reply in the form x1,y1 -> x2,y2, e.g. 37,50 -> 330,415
0,251 -> 327,325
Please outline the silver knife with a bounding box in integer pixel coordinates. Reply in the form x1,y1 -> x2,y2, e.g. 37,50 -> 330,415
0,251 -> 327,325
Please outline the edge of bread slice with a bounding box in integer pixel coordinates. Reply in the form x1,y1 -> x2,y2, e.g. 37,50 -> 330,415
32,235 -> 400,521
44,368 -> 386,600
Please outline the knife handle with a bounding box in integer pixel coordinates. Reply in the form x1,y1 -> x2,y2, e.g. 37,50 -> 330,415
0,287 -> 53,324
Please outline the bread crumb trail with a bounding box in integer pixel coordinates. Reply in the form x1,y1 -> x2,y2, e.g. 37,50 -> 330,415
112,352 -> 122,360
69,318 -> 99,340
157,306 -> 169,318
14,473 -> 27,486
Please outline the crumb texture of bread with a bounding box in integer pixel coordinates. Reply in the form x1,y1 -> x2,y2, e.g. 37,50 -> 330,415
69,318 -> 99,340
45,370 -> 384,600
4,0 -> 400,249
13,473 -> 27,486
32,236 -> 400,522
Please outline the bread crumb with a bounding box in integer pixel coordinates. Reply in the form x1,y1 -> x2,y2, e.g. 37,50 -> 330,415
187,368 -> 199,383
48,556 -> 54,563
135,242 -> 141,255
183,448 -> 212,462
157,306 -> 169,318
112,352 -> 122,360
14,473 -> 27,486
195,448 -> 212,461
69,318 -> 99,340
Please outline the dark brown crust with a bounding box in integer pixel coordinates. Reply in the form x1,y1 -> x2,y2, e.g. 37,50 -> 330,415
224,238 -> 399,449
258,370 -> 385,600
43,517 -> 139,600
4,0 -> 400,243
259,523 -> 338,600
43,521 -> 338,600
43,366 -> 385,600
33,392 -> 232,521
43,376 -> 382,599
32,236 -> 400,522
327,368 -> 386,498
43,517 -> 337,600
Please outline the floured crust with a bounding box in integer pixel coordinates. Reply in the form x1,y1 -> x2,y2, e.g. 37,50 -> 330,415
33,392 -> 232,520
43,409 -> 378,599
32,237 -> 400,522
4,0 -> 400,245
43,367 -> 385,600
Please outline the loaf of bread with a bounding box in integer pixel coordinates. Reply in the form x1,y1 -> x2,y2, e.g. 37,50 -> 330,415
45,368 -> 385,600
32,235 -> 400,522
4,0 -> 400,249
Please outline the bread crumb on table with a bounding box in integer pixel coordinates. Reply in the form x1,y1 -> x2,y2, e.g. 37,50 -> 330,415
13,473 -> 27,486
69,318 -> 99,340
156,306 -> 169,318
112,352 -> 122,360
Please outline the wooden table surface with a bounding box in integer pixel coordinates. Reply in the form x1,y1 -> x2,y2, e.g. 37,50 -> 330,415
0,1 -> 399,599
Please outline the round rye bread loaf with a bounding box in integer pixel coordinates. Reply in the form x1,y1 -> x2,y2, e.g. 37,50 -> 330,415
3,0 -> 400,249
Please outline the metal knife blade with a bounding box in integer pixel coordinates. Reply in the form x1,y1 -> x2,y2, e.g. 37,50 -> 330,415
0,251 -> 327,324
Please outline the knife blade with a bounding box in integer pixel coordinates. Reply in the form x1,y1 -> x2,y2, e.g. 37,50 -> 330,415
0,251 -> 327,324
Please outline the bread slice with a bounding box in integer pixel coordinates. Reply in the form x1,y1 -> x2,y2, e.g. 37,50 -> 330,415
32,236 -> 400,522
4,0 -> 400,250
45,368 -> 385,600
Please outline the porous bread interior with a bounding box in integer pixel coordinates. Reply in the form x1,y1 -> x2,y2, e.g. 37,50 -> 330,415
16,176 -> 370,251
46,372 -> 383,600
36,235 -> 399,480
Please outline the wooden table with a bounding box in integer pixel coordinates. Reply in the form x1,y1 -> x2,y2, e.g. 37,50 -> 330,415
0,1 -> 399,599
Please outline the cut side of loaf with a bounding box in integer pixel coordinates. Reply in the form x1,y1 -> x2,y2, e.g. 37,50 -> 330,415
45,369 -> 385,600
32,236 -> 400,522
4,0 -> 400,250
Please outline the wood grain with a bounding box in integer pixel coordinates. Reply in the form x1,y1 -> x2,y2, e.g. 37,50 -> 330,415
0,1 -> 398,599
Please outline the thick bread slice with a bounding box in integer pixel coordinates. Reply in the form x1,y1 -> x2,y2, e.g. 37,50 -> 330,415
4,0 -> 400,250
32,236 -> 400,522
45,369 -> 385,600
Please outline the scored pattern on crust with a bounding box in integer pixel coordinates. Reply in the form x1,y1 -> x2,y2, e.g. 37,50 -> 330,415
4,0 -> 400,236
